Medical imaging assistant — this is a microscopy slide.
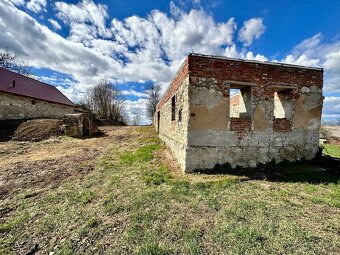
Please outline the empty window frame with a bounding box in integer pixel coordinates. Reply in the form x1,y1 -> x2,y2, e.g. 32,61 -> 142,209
178,109 -> 182,122
273,90 -> 292,119
171,95 -> 176,121
229,86 -> 252,118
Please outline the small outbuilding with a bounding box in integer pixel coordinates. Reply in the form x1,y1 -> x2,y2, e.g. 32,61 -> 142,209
63,113 -> 98,137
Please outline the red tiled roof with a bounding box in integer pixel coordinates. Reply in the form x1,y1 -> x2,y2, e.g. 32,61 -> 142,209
0,68 -> 75,106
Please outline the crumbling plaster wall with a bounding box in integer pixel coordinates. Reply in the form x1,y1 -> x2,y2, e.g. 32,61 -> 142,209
0,92 -> 75,120
156,54 -> 323,173
185,56 -> 323,172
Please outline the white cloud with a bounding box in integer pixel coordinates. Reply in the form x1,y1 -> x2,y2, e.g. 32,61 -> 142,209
324,50 -> 340,74
323,97 -> 340,118
0,0 -> 121,94
281,33 -> 340,95
121,90 -> 148,98
55,0 -> 110,40
124,98 -> 149,124
282,54 -> 320,67
238,18 -> 265,46
7,0 -> 25,6
48,18 -> 62,30
26,0 -> 47,13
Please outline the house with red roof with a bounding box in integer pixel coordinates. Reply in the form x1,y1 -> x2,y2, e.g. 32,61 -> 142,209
0,68 -> 76,120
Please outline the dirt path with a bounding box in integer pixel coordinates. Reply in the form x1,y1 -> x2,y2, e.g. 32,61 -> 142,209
0,126 -> 136,217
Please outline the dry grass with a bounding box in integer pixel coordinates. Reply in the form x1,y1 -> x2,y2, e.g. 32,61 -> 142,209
0,126 -> 339,254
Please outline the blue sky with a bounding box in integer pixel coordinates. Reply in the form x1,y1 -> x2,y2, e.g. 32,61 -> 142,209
1,0 -> 339,123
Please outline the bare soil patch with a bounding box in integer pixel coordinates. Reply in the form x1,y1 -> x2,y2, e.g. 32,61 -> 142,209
0,126 -> 134,209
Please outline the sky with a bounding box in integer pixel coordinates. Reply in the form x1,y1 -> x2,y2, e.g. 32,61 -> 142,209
0,0 -> 340,124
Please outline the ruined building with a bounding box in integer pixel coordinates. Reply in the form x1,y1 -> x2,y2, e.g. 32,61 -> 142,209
155,54 -> 323,173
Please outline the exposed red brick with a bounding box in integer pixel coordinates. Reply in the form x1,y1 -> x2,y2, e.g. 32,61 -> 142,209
273,118 -> 292,132
156,54 -> 323,113
230,118 -> 251,132
156,58 -> 189,111
188,55 -> 323,88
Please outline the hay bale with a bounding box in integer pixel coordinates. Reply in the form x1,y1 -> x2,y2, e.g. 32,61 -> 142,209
12,119 -> 63,142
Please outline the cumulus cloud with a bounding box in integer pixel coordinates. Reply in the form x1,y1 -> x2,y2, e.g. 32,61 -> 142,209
7,0 -> 25,6
281,33 -> 340,94
323,97 -> 340,120
0,0 -> 121,93
121,90 -> 148,98
26,0 -> 47,13
48,18 -> 62,30
55,0 -> 110,40
238,18 -> 265,46
124,98 -> 148,124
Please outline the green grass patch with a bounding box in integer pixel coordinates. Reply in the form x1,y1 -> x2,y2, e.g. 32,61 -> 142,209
142,165 -> 172,185
323,144 -> 340,158
119,144 -> 161,165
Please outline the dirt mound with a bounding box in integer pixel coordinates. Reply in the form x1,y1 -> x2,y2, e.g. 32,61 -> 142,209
12,119 -> 63,142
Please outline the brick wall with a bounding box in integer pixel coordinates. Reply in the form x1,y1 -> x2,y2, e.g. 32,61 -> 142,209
273,118 -> 292,132
229,118 -> 252,132
187,54 -> 323,89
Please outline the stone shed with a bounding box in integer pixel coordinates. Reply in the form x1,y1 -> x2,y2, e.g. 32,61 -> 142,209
155,53 -> 324,173
63,113 -> 98,137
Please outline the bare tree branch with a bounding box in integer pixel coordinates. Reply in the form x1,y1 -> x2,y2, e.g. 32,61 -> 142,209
0,49 -> 31,76
132,115 -> 141,125
85,78 -> 126,123
145,83 -> 161,121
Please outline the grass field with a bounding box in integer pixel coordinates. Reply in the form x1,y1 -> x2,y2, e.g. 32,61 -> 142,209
0,126 -> 339,254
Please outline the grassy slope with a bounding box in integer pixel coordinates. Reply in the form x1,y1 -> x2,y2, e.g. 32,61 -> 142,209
0,127 -> 339,254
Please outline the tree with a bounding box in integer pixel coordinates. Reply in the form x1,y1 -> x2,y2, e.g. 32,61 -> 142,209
132,115 -> 141,126
145,83 -> 161,121
336,118 -> 340,126
85,78 -> 126,123
0,49 -> 30,76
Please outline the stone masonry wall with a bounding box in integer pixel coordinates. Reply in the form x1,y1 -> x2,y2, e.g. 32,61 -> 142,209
0,92 -> 75,120
156,76 -> 190,171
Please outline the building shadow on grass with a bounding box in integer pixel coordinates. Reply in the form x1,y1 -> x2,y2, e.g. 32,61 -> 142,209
76,130 -> 108,140
195,156 -> 340,185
